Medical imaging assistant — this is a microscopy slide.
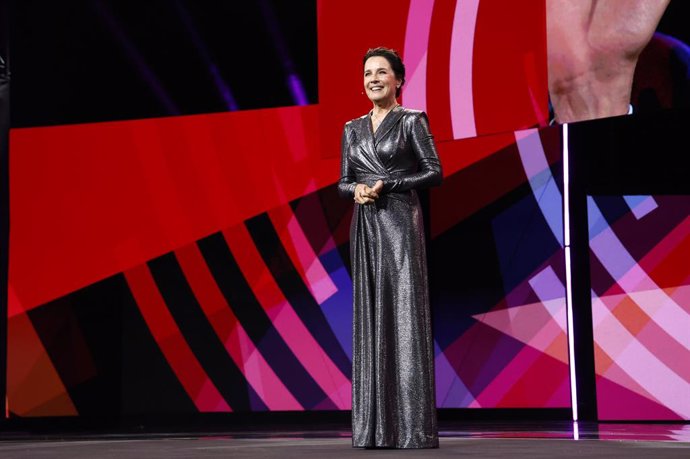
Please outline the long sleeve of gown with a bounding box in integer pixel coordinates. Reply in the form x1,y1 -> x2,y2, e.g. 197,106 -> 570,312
382,112 -> 443,193
338,125 -> 357,199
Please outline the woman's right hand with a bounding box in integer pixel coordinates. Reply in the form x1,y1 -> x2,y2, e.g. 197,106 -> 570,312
354,180 -> 383,205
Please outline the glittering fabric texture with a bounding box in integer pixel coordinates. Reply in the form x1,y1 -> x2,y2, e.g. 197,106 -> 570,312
338,106 -> 442,449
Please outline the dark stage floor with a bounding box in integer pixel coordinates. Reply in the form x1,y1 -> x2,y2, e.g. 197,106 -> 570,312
1,422 -> 689,458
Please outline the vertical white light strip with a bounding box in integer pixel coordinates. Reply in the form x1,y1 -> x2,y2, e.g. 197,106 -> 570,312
563,123 -> 579,422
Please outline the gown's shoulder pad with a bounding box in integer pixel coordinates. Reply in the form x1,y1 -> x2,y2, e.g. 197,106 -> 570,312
344,115 -> 369,128
400,107 -> 424,118
344,115 -> 370,137
348,113 -> 369,123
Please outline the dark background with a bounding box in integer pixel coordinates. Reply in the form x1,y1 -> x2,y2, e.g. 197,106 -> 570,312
9,0 -> 317,127
8,1 -> 690,128
658,0 -> 690,45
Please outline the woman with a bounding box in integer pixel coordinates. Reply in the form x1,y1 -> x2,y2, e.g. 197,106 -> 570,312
338,47 -> 442,449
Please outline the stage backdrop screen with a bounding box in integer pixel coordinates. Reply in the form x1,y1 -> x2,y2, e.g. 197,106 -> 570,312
7,0 -> 567,417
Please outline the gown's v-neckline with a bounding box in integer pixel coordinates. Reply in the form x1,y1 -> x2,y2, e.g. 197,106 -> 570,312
370,112 -> 381,135
370,105 -> 401,136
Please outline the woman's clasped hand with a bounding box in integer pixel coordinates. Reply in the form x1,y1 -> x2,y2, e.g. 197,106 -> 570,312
353,180 -> 383,205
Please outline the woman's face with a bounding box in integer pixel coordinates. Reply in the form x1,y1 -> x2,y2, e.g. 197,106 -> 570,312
363,56 -> 400,105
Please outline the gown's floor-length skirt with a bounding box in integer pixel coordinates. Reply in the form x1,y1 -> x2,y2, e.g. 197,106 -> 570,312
350,192 -> 439,449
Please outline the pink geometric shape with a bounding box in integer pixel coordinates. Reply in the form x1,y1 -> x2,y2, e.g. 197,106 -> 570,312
628,288 -> 689,347
637,296 -> 690,383
473,298 -> 567,363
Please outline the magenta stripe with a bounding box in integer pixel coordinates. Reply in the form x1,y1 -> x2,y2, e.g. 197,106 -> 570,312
402,0 -> 435,111
449,0 -> 479,139
232,326 -> 302,410
287,214 -> 337,304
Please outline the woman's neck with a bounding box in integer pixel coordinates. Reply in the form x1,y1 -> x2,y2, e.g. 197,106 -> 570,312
371,99 -> 399,117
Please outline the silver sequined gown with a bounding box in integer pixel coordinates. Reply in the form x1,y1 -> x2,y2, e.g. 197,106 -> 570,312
338,106 -> 442,449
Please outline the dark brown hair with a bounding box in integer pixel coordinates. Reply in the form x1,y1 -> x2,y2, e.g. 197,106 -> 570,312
363,47 -> 406,98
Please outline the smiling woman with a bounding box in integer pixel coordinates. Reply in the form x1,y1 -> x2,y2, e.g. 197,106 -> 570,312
339,47 -> 443,449
364,55 -> 403,134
